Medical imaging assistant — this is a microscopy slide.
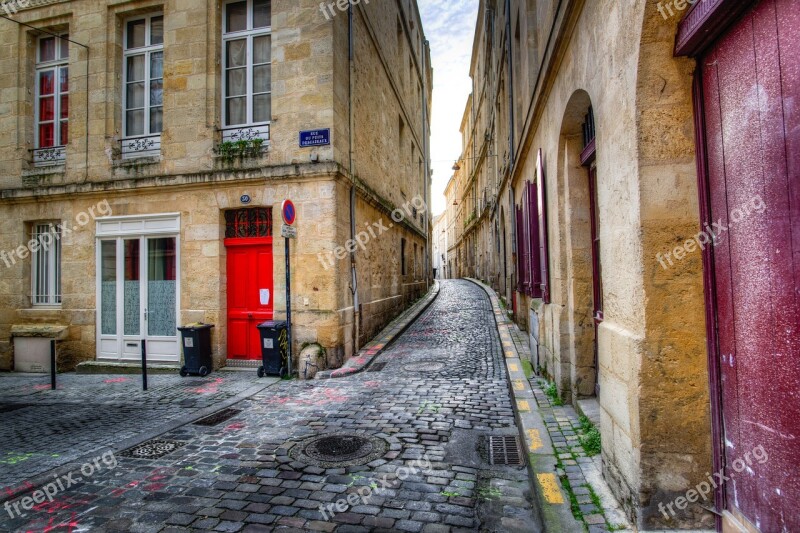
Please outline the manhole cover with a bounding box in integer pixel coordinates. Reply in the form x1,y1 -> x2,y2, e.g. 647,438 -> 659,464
488,435 -> 524,466
120,439 -> 187,460
403,361 -> 445,372
367,362 -> 387,372
289,433 -> 389,467
193,408 -> 241,426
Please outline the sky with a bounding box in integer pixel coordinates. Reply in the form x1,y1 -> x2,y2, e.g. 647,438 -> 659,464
418,0 -> 479,217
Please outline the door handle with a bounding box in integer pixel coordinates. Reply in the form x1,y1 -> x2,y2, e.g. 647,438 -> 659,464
144,308 -> 148,321
248,313 -> 253,319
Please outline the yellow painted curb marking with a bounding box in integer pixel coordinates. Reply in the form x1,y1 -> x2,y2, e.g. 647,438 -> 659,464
517,400 -> 531,412
537,473 -> 565,504
505,351 -> 516,358
513,380 -> 525,391
509,363 -> 519,372
527,429 -> 543,451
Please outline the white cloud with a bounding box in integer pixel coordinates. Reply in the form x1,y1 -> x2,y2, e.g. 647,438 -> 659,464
419,0 -> 479,216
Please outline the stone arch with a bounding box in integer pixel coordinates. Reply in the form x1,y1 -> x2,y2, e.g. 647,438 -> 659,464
556,89 -> 597,402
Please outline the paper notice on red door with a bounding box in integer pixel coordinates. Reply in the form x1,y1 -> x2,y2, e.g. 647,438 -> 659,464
260,289 -> 270,305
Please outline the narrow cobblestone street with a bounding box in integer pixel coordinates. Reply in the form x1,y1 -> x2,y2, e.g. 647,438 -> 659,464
0,280 -> 541,532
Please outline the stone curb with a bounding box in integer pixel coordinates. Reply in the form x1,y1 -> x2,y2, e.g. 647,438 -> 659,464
0,375 -> 281,506
315,280 -> 440,379
466,278 -> 583,533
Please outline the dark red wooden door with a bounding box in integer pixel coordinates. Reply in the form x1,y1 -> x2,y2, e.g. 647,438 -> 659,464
700,0 -> 799,530
226,238 -> 274,360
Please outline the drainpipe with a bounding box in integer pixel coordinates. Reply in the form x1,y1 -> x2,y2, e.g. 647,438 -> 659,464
505,0 -> 515,168
348,3 -> 360,353
421,40 -> 430,283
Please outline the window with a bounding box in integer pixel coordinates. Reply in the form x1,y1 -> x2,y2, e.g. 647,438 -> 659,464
34,34 -> 69,166
401,238 -> 406,276
222,0 -> 272,141
31,223 -> 62,305
122,14 -> 163,158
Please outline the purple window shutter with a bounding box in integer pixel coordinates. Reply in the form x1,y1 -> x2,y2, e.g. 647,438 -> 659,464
515,205 -> 525,293
528,181 -> 543,298
521,185 -> 532,296
536,150 -> 551,303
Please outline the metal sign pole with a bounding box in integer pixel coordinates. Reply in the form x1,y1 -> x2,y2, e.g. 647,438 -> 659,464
285,236 -> 292,378
141,339 -> 148,391
50,340 -> 56,390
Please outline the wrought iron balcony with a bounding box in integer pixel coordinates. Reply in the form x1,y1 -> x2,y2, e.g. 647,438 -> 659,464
121,134 -> 161,160
32,146 -> 66,167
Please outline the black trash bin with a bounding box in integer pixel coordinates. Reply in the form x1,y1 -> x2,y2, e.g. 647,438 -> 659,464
178,323 -> 214,377
256,320 -> 288,378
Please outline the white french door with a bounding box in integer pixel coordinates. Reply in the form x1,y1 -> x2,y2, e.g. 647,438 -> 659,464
96,216 -> 180,362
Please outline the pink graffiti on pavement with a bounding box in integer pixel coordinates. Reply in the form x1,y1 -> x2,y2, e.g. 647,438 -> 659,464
194,377 -> 224,394
3,480 -> 34,499
103,377 -> 130,383
264,386 -> 348,406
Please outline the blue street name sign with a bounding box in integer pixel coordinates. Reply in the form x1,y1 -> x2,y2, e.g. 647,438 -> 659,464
299,129 -> 330,147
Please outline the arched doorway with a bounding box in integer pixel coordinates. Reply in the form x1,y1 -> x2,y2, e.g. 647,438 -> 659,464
558,90 -> 600,401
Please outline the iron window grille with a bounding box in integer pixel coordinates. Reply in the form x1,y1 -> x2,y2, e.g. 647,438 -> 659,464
31,223 -> 62,306
225,208 -> 273,238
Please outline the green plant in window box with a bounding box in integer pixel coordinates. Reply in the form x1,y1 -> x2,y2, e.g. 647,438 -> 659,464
251,138 -> 265,156
235,140 -> 249,158
218,141 -> 236,163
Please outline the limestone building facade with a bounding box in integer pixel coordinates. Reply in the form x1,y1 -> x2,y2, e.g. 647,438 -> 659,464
448,0 -> 756,529
448,0 -> 799,530
0,0 -> 432,373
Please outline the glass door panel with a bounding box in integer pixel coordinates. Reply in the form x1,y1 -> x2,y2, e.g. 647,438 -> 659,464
147,237 -> 176,337
100,241 -> 117,335
123,239 -> 141,336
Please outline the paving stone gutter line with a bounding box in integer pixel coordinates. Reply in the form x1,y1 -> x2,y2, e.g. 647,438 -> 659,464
466,278 -> 584,533
315,280 -> 440,379
0,375 -> 280,506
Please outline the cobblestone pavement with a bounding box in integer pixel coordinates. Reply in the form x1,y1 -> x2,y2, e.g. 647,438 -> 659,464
1,280 -> 541,532
0,372 -> 272,492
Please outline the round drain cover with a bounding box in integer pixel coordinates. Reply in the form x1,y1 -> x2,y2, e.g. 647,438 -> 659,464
404,361 -> 445,372
306,435 -> 373,462
289,433 -> 389,467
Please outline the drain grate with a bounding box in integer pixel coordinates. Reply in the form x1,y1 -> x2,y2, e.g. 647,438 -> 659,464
193,408 -> 241,426
0,404 -> 31,414
488,435 -> 524,466
367,362 -> 387,372
120,439 -> 187,460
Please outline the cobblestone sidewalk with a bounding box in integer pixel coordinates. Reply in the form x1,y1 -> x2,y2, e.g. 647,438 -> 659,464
530,381 -> 631,532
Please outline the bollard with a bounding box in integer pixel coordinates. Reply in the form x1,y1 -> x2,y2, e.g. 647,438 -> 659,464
50,339 -> 56,390
141,339 -> 148,391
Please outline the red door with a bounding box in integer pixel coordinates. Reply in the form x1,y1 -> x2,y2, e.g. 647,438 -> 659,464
226,238 -> 274,360
700,0 -> 799,530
